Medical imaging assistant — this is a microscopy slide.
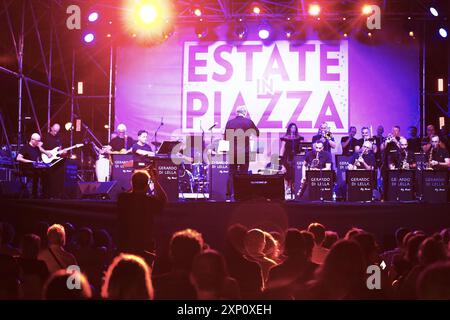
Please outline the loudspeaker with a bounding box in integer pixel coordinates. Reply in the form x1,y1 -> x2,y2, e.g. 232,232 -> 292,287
233,174 -> 285,201
77,181 -> 122,200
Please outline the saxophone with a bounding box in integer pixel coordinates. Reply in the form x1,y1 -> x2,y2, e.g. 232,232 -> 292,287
310,151 -> 320,169
354,151 -> 364,168
401,151 -> 410,170
425,149 -> 433,170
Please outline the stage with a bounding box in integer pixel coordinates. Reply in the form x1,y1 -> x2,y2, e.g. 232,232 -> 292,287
2,198 -> 449,254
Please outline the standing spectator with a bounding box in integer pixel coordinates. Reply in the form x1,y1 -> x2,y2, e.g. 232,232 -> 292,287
117,169 -> 167,264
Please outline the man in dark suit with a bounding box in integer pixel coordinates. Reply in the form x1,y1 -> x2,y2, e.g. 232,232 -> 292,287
224,106 -> 259,199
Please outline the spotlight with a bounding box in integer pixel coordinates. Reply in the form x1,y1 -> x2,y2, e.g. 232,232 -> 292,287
429,7 -> 439,17
139,4 -> 157,23
439,27 -> 448,38
235,21 -> 248,39
252,4 -> 261,15
409,31 -> 414,37
258,21 -> 271,40
193,8 -> 202,17
88,12 -> 99,22
284,25 -> 295,39
65,122 -> 73,131
362,5 -> 372,15
308,3 -> 321,16
83,33 -> 95,43
195,22 -> 208,39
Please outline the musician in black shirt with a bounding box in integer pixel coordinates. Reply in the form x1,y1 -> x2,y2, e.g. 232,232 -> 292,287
43,123 -> 63,150
16,133 -> 52,198
340,126 -> 358,156
407,126 -> 421,153
348,141 -> 376,170
110,123 -> 134,153
426,135 -> 450,170
132,130 -> 154,168
389,138 -> 416,170
312,122 -> 336,153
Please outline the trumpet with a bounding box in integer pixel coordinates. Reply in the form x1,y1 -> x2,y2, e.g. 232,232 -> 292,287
324,131 -> 333,140
386,134 -> 400,149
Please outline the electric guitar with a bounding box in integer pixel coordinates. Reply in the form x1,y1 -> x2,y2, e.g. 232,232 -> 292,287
41,143 -> 84,164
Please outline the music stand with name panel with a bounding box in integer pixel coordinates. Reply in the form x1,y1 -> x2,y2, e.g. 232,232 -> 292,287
305,170 -> 334,201
346,170 -> 375,202
387,170 -> 415,201
336,155 -> 353,199
422,170 -> 449,203
209,153 -> 229,201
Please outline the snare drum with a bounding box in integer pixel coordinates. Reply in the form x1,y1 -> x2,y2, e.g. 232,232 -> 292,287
96,156 -> 111,182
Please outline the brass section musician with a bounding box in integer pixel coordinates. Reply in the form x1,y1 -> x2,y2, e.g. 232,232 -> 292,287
425,135 -> 450,170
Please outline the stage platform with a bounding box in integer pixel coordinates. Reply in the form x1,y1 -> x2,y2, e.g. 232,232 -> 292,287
1,198 -> 449,254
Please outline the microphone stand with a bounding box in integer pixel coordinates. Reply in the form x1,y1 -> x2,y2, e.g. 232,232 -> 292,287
154,120 -> 163,151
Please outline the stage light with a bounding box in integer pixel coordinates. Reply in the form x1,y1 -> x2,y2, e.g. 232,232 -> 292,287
83,33 -> 95,43
409,31 -> 414,37
88,12 -> 99,22
122,0 -> 174,41
439,27 -> 447,38
195,22 -> 208,39
139,4 -> 157,23
362,5 -> 372,15
258,21 -> 271,40
65,122 -> 73,131
343,33 -> 348,37
429,7 -> 439,17
308,3 -> 321,16
235,21 -> 248,39
193,8 -> 202,17
284,25 -> 295,39
367,32 -> 372,37
252,5 -> 261,15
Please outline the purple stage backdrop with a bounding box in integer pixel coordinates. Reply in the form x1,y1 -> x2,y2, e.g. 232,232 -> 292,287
115,24 -> 420,166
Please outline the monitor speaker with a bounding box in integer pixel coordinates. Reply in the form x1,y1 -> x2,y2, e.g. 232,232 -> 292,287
77,181 -> 121,200
233,174 -> 285,201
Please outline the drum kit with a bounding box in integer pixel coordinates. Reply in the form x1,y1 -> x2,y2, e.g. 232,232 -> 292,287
178,162 -> 209,194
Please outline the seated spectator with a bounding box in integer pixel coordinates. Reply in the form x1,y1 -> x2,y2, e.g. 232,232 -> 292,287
117,170 -> 167,262
417,261 -> 450,300
33,221 -> 49,249
224,224 -> 263,299
308,223 -> 329,264
43,269 -> 92,300
299,231 -> 316,263
296,240 -> 368,300
73,227 -> 107,294
93,229 -> 115,263
380,227 -> 410,270
0,222 -> 21,257
263,231 -> 282,264
322,231 -> 339,249
62,222 -> 77,254
38,224 -> 77,274
0,253 -> 21,299
398,236 -> 447,299
266,228 -> 318,299
190,249 -> 240,300
101,253 -> 154,300
17,234 -> 49,299
243,229 -> 277,286
153,229 -> 203,300
344,227 -> 364,240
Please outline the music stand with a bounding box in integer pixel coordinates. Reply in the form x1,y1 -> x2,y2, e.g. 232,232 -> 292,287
156,141 -> 180,156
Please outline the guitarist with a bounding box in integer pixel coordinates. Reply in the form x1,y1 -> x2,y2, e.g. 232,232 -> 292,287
43,123 -> 63,151
16,133 -> 52,198
110,123 -> 134,153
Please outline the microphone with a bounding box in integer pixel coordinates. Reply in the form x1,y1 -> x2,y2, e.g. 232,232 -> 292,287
161,117 -> 164,126
208,123 -> 218,131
